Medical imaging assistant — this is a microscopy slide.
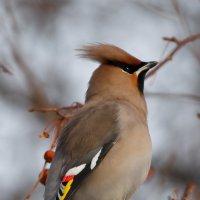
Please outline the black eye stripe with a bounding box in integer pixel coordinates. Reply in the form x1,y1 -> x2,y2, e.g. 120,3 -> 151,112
107,61 -> 139,74
107,61 -> 149,74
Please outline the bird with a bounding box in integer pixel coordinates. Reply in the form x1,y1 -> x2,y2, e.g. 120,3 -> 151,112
44,43 -> 157,200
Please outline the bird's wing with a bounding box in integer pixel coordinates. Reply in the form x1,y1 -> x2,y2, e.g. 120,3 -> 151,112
44,102 -> 119,200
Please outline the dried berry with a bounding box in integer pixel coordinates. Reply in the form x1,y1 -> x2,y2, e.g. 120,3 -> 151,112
39,131 -> 49,138
39,169 -> 48,185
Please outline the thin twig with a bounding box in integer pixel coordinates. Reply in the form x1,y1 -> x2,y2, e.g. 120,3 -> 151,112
2,1 -> 51,107
49,118 -> 67,149
28,102 -> 83,117
24,103 -> 83,199
169,188 -> 180,200
24,162 -> 47,200
181,183 -> 196,200
28,107 -> 58,113
146,92 -> 200,103
146,32 -> 200,78
0,63 -> 12,74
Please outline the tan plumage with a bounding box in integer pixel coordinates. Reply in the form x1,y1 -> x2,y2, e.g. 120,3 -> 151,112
44,44 -> 157,200
78,43 -> 141,65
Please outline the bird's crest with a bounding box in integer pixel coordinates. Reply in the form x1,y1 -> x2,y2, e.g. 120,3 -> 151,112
78,43 -> 141,66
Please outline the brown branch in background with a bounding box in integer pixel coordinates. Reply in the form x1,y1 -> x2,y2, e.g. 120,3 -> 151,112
169,188 -> 180,200
146,32 -> 200,79
168,183 -> 196,200
171,0 -> 192,36
171,0 -> 200,66
12,49 -> 51,107
24,102 -> 83,199
146,92 -> 200,118
0,63 -> 12,74
2,1 -> 51,107
134,1 -> 175,20
146,92 -> 200,103
28,102 -> 83,117
24,162 -> 47,200
181,183 -> 196,200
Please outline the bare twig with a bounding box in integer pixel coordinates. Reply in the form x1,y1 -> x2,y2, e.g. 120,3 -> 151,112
12,48 -> 50,107
173,3 -> 200,67
24,124 -> 60,200
24,102 -> 83,199
146,32 -> 200,78
146,92 -> 200,103
181,183 -> 196,200
169,188 -> 180,200
2,1 -> 51,107
134,1 -> 175,20
28,107 -> 59,114
28,102 -> 83,117
171,0 -> 192,35
168,183 -> 196,200
24,162 -> 47,200
0,63 -> 12,74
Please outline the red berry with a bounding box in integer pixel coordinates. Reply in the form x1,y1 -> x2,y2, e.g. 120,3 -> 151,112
44,150 -> 55,163
39,169 -> 48,185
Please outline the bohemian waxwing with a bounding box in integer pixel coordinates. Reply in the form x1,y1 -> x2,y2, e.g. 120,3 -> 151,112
44,44 -> 157,200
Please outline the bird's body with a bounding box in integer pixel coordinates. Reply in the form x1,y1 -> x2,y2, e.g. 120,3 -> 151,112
72,100 -> 151,200
44,44 -> 157,200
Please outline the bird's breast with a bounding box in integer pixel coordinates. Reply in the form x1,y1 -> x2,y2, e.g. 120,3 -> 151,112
73,103 -> 152,200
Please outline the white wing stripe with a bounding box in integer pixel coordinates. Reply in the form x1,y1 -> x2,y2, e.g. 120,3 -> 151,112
66,164 -> 86,176
90,149 -> 102,170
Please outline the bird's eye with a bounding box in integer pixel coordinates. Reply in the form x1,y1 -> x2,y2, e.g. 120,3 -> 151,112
121,64 -> 136,74
107,61 -> 137,74
123,65 -> 130,72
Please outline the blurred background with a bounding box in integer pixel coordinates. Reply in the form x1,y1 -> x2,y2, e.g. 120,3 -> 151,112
0,0 -> 200,199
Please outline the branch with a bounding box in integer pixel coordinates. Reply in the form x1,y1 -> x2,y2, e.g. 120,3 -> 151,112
146,92 -> 200,103
24,102 -> 83,199
12,48 -> 50,107
169,188 -> 180,200
24,163 -> 47,200
28,102 -> 83,117
168,183 -> 196,200
146,32 -> 200,78
2,1 -> 51,107
0,63 -> 12,74
181,183 -> 196,200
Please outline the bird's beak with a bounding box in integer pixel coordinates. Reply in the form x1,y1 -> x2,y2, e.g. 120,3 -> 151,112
136,61 -> 158,75
145,61 -> 158,69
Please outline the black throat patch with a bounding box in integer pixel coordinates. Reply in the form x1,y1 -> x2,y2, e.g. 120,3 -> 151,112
137,70 -> 148,94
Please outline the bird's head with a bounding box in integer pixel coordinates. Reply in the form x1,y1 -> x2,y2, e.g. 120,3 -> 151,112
78,43 -> 157,103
